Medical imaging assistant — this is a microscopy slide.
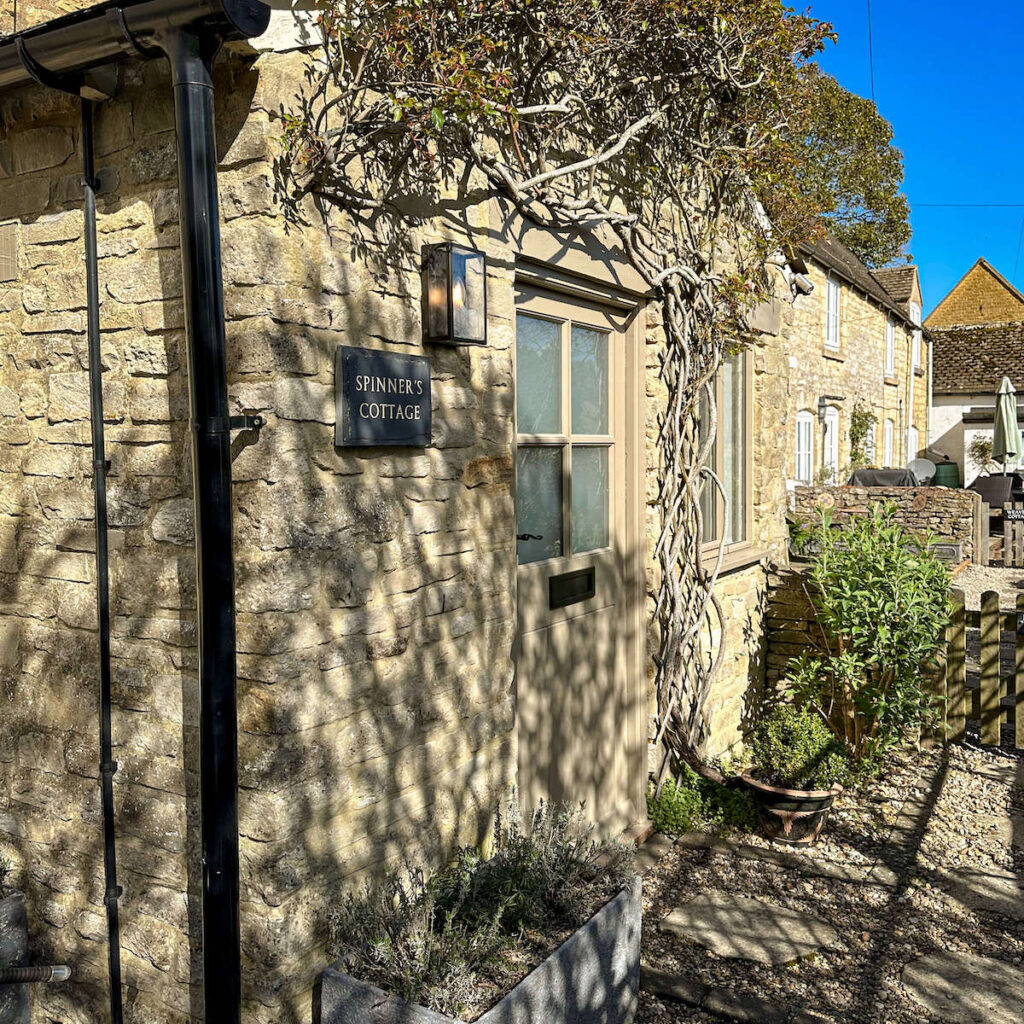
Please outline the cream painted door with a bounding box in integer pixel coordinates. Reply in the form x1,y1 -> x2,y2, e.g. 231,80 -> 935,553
514,286 -> 643,835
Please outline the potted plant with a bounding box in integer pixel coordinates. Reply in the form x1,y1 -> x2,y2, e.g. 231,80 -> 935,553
319,802 -> 640,1024
749,503 -> 951,843
741,705 -> 852,844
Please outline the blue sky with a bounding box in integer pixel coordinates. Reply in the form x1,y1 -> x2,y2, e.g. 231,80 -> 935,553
810,1 -> 1024,315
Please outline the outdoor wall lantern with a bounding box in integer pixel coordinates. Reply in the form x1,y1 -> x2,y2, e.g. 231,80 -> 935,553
817,394 -> 846,424
422,242 -> 488,346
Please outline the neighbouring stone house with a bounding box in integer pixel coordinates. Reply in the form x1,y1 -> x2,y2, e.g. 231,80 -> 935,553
0,3 -> 813,1022
926,257 -> 1024,329
925,259 -> 1024,484
780,234 -> 929,486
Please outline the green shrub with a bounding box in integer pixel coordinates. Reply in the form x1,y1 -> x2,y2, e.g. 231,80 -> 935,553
749,704 -> 853,790
648,764 -> 757,835
787,502 -> 951,761
328,800 -> 634,1018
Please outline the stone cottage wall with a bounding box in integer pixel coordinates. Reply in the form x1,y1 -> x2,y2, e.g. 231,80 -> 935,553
1,42 -> 517,1024
782,259 -> 926,480
790,485 -> 981,563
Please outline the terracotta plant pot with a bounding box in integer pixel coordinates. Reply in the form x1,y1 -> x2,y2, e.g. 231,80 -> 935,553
741,768 -> 843,845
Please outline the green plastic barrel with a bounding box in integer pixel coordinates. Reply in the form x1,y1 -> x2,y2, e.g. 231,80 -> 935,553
933,461 -> 961,488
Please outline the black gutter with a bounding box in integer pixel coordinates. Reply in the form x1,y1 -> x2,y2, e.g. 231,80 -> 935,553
82,96 -> 124,1024
0,4 -> 271,1022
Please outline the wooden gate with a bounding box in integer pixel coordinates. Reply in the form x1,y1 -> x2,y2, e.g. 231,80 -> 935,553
987,501 -> 1024,567
936,589 -> 1024,748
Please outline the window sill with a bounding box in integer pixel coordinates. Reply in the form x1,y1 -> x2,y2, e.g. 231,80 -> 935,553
884,375 -> 898,386
914,367 -> 925,378
701,543 -> 766,576
822,347 -> 844,362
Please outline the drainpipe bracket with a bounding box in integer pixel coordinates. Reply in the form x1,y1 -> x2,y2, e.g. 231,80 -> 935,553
198,415 -> 264,435
103,887 -> 123,907
99,760 -> 118,776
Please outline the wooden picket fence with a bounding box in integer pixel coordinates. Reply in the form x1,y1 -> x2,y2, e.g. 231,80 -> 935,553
935,588 -> 1024,748
980,501 -> 1024,568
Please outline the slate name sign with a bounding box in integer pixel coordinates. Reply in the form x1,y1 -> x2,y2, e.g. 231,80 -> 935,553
335,345 -> 431,447
1005,509 -> 1024,521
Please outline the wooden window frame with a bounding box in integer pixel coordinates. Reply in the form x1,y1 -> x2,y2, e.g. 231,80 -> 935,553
701,349 -> 756,571
884,418 -> 895,467
795,410 -> 815,484
884,316 -> 896,379
824,275 -> 841,353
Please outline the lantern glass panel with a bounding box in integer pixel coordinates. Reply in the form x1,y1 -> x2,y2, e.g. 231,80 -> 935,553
425,246 -> 449,339
451,247 -> 486,343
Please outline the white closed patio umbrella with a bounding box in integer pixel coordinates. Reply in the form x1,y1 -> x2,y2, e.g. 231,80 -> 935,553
992,376 -> 1020,475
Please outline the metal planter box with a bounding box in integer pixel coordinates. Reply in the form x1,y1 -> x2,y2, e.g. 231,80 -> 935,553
0,894 -> 29,1024
320,879 -> 641,1024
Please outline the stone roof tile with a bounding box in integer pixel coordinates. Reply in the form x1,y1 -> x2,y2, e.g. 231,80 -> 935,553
931,321 -> 1024,395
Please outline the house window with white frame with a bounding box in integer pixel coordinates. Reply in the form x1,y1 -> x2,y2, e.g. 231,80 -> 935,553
823,406 -> 840,482
825,276 -> 841,351
795,410 -> 815,484
698,349 -> 751,551
884,418 -> 894,467
884,317 -> 895,378
910,301 -> 922,370
866,422 -> 876,464
907,425 -> 920,462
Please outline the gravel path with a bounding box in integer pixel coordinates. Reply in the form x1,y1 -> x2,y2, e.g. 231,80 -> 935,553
637,744 -> 1024,1024
952,564 -> 1024,608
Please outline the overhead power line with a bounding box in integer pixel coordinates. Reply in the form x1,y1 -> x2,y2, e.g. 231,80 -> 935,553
866,1 -> 876,103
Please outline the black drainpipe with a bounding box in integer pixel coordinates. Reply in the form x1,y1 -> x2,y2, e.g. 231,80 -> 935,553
82,97 -> 125,1024
0,4 -> 271,1022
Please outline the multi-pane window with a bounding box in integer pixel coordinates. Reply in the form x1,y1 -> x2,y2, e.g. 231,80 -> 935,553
910,302 -> 922,369
884,418 -> 894,467
884,317 -> 895,377
865,422 -> 876,464
825,276 -> 841,351
699,350 -> 750,547
795,411 -> 815,485
515,312 -> 611,565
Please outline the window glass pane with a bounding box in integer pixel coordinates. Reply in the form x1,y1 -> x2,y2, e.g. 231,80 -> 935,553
570,324 -> 609,434
698,386 -> 718,542
516,313 -> 562,434
571,446 -> 610,553
516,446 -> 563,564
722,351 -> 747,544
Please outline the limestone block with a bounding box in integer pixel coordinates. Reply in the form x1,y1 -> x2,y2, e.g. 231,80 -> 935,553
235,556 -> 317,614
0,127 -> 74,175
129,378 -> 188,423
324,547 -> 378,609
0,385 -> 20,418
151,499 -> 194,545
21,212 -> 82,246
105,255 -> 180,304
48,371 -> 126,423
270,377 -> 333,424
226,318 -> 321,375
221,172 -> 273,221
0,618 -> 21,669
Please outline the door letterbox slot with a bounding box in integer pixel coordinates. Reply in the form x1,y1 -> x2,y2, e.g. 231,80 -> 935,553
549,567 -> 596,610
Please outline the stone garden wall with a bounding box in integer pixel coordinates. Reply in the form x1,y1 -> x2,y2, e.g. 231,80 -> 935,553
0,42 -> 518,1024
790,485 -> 981,563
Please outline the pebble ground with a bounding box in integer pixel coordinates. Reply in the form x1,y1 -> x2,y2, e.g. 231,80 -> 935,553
638,743 -> 1024,1024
